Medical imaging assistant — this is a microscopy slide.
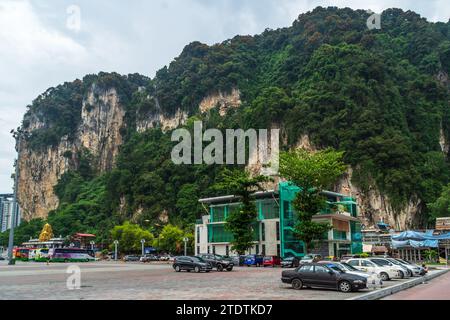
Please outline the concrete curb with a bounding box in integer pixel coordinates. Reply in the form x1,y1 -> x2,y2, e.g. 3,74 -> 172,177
347,269 -> 449,300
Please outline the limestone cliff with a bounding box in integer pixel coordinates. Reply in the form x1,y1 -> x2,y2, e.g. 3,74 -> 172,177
18,84 -> 185,220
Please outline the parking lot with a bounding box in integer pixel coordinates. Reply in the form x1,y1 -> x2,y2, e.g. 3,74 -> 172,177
0,261 -> 439,300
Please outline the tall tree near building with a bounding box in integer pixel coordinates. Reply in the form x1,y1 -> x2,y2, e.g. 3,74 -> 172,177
428,184 -> 450,220
279,149 -> 347,253
214,169 -> 269,255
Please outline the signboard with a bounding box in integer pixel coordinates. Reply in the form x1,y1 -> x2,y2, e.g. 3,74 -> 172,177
436,217 -> 450,231
144,247 -> 156,254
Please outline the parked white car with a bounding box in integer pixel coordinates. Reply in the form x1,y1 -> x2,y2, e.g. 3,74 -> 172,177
393,258 -> 425,276
368,257 -> 410,279
320,261 -> 383,289
344,258 -> 400,281
300,254 -> 323,264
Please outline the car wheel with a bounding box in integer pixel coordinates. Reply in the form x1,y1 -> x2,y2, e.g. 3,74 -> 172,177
380,272 -> 389,281
194,266 -> 201,273
398,271 -> 405,279
339,281 -> 352,293
175,265 -> 181,272
291,279 -> 303,290
226,266 -> 233,272
217,264 -> 224,272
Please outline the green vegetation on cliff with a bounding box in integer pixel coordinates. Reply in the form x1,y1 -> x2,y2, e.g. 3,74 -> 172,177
13,7 -> 450,242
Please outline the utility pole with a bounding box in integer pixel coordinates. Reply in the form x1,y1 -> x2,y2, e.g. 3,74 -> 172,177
183,237 -> 189,256
141,239 -> 146,256
7,131 -> 20,265
114,240 -> 119,261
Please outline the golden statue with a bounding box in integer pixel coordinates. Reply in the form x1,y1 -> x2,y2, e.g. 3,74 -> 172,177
39,223 -> 54,242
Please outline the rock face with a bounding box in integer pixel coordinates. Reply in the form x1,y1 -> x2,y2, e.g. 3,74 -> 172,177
18,85 -> 185,221
199,88 -> 241,116
17,137 -> 74,220
80,88 -> 125,172
335,168 -> 422,230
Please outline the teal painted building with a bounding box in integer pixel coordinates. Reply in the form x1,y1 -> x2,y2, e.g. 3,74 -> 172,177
195,182 -> 363,258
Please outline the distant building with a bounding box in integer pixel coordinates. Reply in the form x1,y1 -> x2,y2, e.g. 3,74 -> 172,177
0,194 -> 21,232
436,217 -> 450,232
22,237 -> 65,249
195,182 -> 363,259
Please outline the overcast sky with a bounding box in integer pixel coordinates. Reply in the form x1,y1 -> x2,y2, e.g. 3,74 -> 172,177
0,0 -> 449,193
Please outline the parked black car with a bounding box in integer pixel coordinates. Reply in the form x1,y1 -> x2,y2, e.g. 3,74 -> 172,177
281,263 -> 367,293
197,254 -> 234,271
281,256 -> 300,268
0,256 -> 5,261
173,256 -> 212,273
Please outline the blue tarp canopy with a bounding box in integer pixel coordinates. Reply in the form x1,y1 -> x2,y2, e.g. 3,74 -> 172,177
392,231 -> 450,241
391,240 -> 439,249
391,231 -> 450,249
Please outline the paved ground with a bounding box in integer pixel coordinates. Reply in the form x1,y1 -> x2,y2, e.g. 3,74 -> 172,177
382,268 -> 450,300
0,261 -> 440,300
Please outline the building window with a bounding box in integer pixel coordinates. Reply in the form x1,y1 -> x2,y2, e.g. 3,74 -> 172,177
197,246 -> 200,255
262,244 -> 266,256
207,246 -> 210,254
283,201 -> 291,219
276,222 -> 280,241
277,244 -> 281,257
212,246 -> 216,255
261,223 -> 265,242
226,245 -> 229,256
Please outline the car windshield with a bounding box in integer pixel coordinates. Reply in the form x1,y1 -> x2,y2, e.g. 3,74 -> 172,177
341,262 -> 359,271
303,255 -> 313,260
389,259 -> 401,265
192,257 -> 205,262
371,260 -> 385,267
397,259 -> 411,265
284,257 -> 294,261
327,264 -> 345,273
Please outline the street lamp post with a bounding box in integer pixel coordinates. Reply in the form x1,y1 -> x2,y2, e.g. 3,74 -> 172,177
7,131 -> 21,266
114,240 -> 119,261
183,237 -> 189,256
141,239 -> 146,257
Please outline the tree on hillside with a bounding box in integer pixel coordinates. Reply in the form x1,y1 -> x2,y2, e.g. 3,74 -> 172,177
0,219 -> 45,247
155,224 -> 193,254
428,184 -> 450,220
110,222 -> 154,254
214,169 -> 270,255
279,148 -> 346,253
